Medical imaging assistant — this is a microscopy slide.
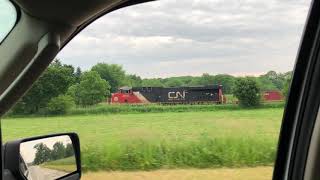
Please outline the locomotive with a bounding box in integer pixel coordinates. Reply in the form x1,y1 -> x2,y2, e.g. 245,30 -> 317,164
111,85 -> 225,104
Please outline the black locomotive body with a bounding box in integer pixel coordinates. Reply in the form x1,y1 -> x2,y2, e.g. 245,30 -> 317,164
132,85 -> 223,104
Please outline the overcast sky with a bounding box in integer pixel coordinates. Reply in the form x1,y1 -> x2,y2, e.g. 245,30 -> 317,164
57,0 -> 311,78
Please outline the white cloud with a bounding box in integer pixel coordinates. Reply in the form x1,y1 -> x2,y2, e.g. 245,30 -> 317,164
58,0 -> 311,78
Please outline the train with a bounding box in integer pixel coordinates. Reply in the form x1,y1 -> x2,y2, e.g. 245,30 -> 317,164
110,85 -> 225,104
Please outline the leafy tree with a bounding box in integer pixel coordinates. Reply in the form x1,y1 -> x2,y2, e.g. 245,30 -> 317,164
51,142 -> 66,160
75,67 -> 82,83
186,77 -> 202,86
65,143 -> 74,157
11,101 -> 28,115
12,59 -> 76,114
200,73 -> 215,86
66,85 -> 79,103
171,76 -> 195,86
76,71 -> 111,106
188,73 -> 236,94
282,72 -> 293,99
33,142 -> 74,165
91,63 -> 126,92
46,95 -> 75,115
257,76 -> 277,91
165,79 -> 184,87
233,77 -> 261,107
141,79 -> 164,87
213,74 -> 235,94
33,143 -> 52,165
125,74 -> 142,87
260,71 -> 286,90
283,71 -> 293,80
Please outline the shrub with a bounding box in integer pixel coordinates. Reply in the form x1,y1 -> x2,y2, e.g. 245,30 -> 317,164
81,137 -> 276,171
233,77 -> 261,107
46,95 -> 75,115
10,101 -> 28,115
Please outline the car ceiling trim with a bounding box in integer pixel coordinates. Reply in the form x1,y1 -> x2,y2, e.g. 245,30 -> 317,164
272,0 -> 320,179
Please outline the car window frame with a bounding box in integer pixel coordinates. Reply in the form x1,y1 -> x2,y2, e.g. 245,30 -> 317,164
273,0 -> 320,179
0,0 -> 21,45
0,0 -> 317,179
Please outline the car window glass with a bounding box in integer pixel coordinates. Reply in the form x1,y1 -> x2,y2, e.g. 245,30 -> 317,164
0,0 -> 17,43
4,0 -> 311,179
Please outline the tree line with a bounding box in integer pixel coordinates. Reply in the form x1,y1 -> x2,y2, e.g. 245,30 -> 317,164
33,142 -> 74,165
11,59 -> 292,115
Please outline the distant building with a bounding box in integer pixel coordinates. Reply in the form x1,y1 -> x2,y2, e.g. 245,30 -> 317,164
263,90 -> 283,101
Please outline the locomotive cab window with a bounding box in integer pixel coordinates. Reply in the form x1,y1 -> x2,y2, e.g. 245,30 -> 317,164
3,0 -> 311,180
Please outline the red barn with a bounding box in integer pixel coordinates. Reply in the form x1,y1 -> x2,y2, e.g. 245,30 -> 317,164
263,90 -> 283,101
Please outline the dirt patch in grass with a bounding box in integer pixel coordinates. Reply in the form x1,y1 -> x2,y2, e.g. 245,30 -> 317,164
82,166 -> 273,180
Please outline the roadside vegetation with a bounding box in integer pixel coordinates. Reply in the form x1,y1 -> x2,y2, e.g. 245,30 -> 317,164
69,102 -> 283,115
3,108 -> 283,171
7,102 -> 284,117
4,59 -> 288,173
9,59 -> 291,116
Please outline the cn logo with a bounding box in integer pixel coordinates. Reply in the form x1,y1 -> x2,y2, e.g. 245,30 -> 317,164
168,91 -> 187,99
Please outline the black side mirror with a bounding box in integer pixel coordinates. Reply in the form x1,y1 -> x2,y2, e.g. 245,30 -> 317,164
4,133 -> 81,180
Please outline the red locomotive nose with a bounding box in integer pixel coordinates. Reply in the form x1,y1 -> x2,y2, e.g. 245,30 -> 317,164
111,87 -> 144,104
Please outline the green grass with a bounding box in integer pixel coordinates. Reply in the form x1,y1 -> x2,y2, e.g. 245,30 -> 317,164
69,102 -> 284,115
224,94 -> 238,104
42,157 -> 77,172
2,108 -> 283,171
6,102 -> 284,117
44,156 -> 76,166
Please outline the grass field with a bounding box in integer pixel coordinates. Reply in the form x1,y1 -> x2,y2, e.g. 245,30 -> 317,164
7,102 -> 284,117
2,107 -> 283,171
224,94 -> 238,104
42,157 -> 77,172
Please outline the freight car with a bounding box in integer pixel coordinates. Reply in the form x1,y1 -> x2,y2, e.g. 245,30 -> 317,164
263,90 -> 284,101
111,85 -> 225,104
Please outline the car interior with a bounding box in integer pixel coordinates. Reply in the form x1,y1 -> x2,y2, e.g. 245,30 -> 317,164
1,0 -> 320,180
